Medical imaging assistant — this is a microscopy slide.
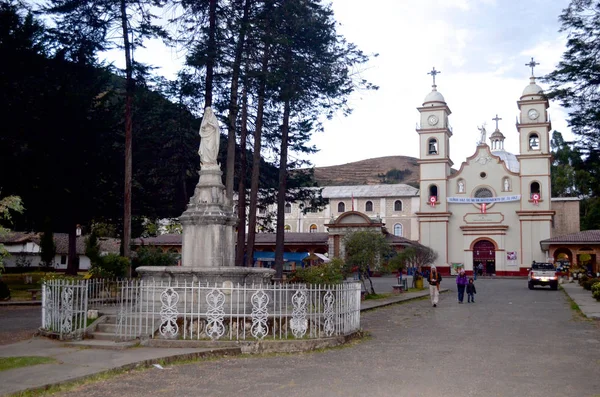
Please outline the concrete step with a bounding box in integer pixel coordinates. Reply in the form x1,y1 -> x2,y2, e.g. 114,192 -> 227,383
63,339 -> 138,350
90,331 -> 118,341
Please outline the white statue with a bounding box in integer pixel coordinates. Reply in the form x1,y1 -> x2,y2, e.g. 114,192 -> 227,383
458,180 -> 465,193
199,107 -> 220,166
504,178 -> 510,191
477,125 -> 487,145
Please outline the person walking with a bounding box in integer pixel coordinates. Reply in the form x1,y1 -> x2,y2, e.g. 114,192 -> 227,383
466,278 -> 477,303
427,266 -> 442,307
456,269 -> 468,303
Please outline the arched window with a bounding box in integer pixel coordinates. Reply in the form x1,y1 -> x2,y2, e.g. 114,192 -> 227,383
337,202 -> 345,213
284,224 -> 291,232
365,201 -> 373,212
393,223 -> 403,237
474,187 -> 493,198
309,224 -> 317,233
530,182 -> 541,198
394,200 -> 403,212
428,138 -> 438,155
284,203 -> 292,214
429,185 -> 438,198
529,133 -> 540,150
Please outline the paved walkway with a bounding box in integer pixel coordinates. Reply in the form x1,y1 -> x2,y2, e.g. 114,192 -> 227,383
0,280 -> 598,396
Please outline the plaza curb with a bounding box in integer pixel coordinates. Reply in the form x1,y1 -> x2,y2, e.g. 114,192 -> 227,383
3,347 -> 241,397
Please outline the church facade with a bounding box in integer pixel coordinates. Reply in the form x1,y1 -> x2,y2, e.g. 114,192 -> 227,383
416,70 -> 564,276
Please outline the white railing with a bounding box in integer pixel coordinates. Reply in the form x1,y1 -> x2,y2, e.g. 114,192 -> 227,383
116,280 -> 361,342
41,279 -> 89,340
87,278 -> 129,307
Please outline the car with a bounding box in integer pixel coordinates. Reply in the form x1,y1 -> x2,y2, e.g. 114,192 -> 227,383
528,262 -> 558,290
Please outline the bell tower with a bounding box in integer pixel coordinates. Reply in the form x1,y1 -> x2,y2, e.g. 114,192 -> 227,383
416,67 -> 453,270
516,58 -> 554,266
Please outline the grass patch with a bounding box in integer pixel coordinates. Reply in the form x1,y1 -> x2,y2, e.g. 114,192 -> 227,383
561,287 -> 589,322
0,356 -> 56,372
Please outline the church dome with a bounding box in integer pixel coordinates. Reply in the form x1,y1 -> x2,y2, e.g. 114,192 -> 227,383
490,130 -> 505,139
492,150 -> 519,173
521,76 -> 544,99
423,86 -> 446,105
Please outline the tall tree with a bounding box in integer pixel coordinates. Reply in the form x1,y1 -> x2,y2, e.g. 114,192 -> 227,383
544,0 -> 600,153
267,0 -> 376,278
42,0 -> 169,275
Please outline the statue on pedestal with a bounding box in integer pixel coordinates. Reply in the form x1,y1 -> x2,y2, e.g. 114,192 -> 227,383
477,125 -> 487,145
199,107 -> 220,167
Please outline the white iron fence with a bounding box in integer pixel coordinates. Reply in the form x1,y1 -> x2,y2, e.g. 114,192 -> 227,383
41,279 -> 89,340
116,280 -> 361,342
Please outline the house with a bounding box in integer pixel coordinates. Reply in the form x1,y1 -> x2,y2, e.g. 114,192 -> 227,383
1,232 -> 120,271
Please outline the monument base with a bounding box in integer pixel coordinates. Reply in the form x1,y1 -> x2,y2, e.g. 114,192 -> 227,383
136,266 -> 275,286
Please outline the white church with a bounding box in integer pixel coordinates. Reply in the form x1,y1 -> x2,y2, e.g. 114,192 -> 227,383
277,62 -> 579,276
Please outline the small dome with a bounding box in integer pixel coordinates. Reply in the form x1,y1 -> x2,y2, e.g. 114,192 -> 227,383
492,150 -> 519,173
521,76 -> 544,98
490,130 -> 505,139
423,85 -> 446,105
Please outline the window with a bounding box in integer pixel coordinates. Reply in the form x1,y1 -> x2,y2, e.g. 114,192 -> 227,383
474,187 -> 493,199
284,224 -> 291,232
428,138 -> 438,155
60,255 -> 67,265
529,133 -> 540,150
337,202 -> 345,213
365,201 -> 373,212
429,185 -> 438,198
284,203 -> 292,214
394,200 -> 403,211
530,182 -> 540,198
310,224 -> 318,233
394,223 -> 403,237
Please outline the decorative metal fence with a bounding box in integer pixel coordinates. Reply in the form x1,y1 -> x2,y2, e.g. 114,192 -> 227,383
41,279 -> 89,340
87,278 -> 129,307
116,280 -> 361,342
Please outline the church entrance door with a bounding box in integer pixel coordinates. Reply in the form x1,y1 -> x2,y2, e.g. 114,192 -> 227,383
473,240 -> 496,275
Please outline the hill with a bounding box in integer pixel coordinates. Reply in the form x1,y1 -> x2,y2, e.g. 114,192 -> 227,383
311,156 -> 420,187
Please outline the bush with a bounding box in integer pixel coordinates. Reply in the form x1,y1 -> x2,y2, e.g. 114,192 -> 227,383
90,254 -> 129,278
132,247 -> 178,269
290,258 -> 346,285
582,278 -> 598,291
592,282 -> 600,301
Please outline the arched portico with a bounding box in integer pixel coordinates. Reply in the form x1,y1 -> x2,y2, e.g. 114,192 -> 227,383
472,239 -> 497,275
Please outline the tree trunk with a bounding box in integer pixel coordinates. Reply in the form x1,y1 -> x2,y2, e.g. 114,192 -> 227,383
274,99 -> 291,279
245,40 -> 271,267
225,0 -> 251,201
235,83 -> 249,266
65,223 -> 78,276
120,0 -> 134,277
204,0 -> 217,108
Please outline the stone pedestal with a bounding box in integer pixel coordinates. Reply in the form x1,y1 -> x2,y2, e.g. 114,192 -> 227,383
139,163 -> 274,285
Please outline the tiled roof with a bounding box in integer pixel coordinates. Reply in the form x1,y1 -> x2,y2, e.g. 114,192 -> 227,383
254,233 -> 329,245
540,230 -> 600,244
385,234 -> 420,247
322,184 -> 418,199
133,234 -> 183,246
0,232 -> 120,255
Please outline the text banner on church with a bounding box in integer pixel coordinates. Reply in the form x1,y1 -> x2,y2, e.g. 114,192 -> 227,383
447,195 -> 521,204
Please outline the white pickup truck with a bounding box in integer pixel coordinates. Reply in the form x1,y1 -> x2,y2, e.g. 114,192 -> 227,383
528,262 -> 558,290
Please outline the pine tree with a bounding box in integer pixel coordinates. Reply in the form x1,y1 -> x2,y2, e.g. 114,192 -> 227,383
40,218 -> 56,269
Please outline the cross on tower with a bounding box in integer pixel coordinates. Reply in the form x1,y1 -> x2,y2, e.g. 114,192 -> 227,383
492,114 -> 502,130
525,57 -> 540,77
427,67 -> 441,86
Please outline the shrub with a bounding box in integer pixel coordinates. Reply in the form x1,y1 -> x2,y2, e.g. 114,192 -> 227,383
582,278 -> 598,291
592,282 -> 600,301
132,247 -> 178,269
90,254 -> 129,278
290,258 -> 346,285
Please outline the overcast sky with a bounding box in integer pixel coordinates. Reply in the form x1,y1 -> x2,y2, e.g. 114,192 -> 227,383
129,0 -> 573,169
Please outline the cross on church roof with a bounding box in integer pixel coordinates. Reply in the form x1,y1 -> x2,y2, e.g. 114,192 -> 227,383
492,114 -> 502,130
427,67 -> 440,86
525,57 -> 539,77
